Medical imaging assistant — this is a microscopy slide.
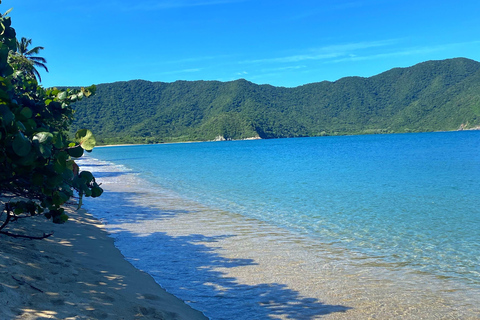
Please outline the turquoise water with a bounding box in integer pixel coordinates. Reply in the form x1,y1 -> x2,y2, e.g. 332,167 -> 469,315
80,131 -> 480,318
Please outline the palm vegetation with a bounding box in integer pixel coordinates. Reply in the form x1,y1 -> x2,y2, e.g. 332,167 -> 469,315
10,37 -> 48,82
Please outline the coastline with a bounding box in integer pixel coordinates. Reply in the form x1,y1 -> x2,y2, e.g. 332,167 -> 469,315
76,152 -> 480,319
0,204 -> 207,319
95,128 -> 479,148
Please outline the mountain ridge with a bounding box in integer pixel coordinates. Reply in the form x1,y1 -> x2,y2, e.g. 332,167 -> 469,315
71,57 -> 480,144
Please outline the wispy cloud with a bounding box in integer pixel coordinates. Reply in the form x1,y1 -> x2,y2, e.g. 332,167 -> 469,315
260,65 -> 307,72
331,40 -> 480,63
241,39 -> 399,64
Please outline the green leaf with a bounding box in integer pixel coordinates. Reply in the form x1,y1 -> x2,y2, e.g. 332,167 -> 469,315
91,186 -> 104,198
17,150 -> 36,166
20,107 -> 32,119
25,119 -> 37,131
79,171 -> 94,183
75,129 -> 96,151
62,167 -> 74,181
12,132 -> 31,157
53,133 -> 66,149
33,132 -> 53,144
0,104 -> 14,126
53,191 -> 69,206
16,121 -> 26,131
40,143 -> 52,158
53,160 -> 65,174
33,132 -> 54,158
67,145 -> 84,157
57,91 -> 67,100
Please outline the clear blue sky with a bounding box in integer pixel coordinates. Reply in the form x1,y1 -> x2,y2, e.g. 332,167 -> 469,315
6,0 -> 480,88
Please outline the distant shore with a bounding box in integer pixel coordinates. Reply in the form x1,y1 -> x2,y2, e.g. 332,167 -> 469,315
0,203 -> 207,319
96,135 -> 262,148
94,129 -> 480,148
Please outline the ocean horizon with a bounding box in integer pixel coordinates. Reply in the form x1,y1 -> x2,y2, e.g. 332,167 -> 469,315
79,131 -> 480,319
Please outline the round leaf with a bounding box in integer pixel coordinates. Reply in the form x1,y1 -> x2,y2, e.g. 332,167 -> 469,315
79,171 -> 94,183
12,132 -> 32,157
91,186 -> 104,198
75,129 -> 96,151
0,105 -> 14,125
33,132 -> 53,144
33,132 -> 54,158
57,91 -> 67,100
20,107 -> 33,119
67,145 -> 84,157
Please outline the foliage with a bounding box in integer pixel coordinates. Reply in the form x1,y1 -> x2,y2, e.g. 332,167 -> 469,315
71,58 -> 480,144
0,4 -> 102,239
10,37 -> 48,82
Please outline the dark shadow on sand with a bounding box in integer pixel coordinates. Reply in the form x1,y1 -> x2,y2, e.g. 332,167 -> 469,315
84,188 -> 353,319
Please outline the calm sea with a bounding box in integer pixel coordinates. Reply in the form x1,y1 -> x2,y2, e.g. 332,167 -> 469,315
78,131 -> 480,319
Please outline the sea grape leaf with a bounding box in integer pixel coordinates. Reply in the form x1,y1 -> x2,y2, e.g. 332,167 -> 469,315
33,132 -> 54,158
53,132 -> 66,149
33,132 -> 53,144
79,170 -> 94,183
75,129 -> 96,151
62,168 -> 74,181
17,151 -> 36,166
12,132 -> 31,157
57,91 -> 67,100
16,121 -> 25,131
67,145 -> 84,157
25,119 -> 37,131
20,107 -> 32,119
91,186 -> 103,198
0,104 -> 14,126
53,160 -> 65,174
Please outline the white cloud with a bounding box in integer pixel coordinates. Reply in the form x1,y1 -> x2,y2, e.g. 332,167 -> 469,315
331,40 -> 480,63
260,65 -> 307,72
241,39 -> 399,64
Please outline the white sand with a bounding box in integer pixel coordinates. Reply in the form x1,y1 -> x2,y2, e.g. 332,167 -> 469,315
0,205 -> 207,320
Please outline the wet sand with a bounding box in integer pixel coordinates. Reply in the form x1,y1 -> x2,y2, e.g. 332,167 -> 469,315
80,157 -> 480,319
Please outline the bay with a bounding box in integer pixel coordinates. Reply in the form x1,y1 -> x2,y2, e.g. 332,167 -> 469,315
79,131 -> 480,319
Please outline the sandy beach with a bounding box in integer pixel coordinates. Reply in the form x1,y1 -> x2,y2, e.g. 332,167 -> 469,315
0,204 -> 207,320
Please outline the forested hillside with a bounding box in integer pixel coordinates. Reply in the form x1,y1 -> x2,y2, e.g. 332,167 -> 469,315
71,58 -> 480,144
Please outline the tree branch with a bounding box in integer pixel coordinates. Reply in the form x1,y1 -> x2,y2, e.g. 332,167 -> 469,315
12,275 -> 45,293
0,230 -> 54,239
0,203 -> 12,232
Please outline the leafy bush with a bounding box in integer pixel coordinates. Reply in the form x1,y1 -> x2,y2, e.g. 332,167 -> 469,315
0,3 -> 102,239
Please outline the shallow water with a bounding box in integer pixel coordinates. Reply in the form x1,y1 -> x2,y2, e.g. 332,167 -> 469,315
79,131 -> 480,319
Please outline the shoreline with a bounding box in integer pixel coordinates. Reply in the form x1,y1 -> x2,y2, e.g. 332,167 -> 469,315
95,129 -> 479,148
78,156 -> 480,319
0,204 -> 207,319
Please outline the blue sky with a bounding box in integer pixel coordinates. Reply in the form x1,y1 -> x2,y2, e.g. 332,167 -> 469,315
6,0 -> 480,88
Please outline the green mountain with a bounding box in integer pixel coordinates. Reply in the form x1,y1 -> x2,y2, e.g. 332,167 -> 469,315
71,58 -> 480,145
